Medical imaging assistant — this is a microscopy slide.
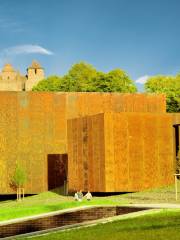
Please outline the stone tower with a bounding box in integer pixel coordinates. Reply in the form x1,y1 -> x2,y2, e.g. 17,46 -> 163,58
1,64 -> 17,81
26,61 -> 45,91
0,64 -> 26,91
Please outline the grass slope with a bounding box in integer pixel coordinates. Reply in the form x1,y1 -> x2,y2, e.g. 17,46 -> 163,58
0,191 -> 127,221
17,210 -> 180,240
0,183 -> 180,222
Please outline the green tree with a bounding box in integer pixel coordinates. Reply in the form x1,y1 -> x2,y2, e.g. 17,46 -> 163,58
92,69 -> 137,92
12,165 -> 27,201
32,76 -> 63,92
145,75 -> 180,112
32,62 -> 137,93
61,62 -> 98,91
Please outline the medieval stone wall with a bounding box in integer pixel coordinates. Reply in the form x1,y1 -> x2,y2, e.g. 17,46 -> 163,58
0,61 -> 44,91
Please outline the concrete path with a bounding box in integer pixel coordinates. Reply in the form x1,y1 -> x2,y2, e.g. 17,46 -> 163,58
130,203 -> 180,209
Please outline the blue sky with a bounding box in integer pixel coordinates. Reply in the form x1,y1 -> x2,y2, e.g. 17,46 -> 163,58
0,0 -> 180,89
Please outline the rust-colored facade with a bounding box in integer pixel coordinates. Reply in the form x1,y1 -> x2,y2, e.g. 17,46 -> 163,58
0,92 -> 178,194
68,113 -> 174,192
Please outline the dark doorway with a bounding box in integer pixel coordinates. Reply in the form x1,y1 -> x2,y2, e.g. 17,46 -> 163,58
173,124 -> 180,178
48,154 -> 68,191
174,124 -> 180,158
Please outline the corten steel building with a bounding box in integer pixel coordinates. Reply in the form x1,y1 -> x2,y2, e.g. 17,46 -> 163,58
0,92 -> 179,194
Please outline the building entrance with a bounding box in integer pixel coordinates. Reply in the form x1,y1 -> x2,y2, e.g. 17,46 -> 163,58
174,125 -> 180,158
47,154 -> 68,191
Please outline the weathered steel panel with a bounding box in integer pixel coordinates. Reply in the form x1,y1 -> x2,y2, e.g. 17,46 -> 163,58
171,113 -> 180,125
0,92 -> 169,194
0,92 -> 67,194
142,114 -> 159,189
104,113 -> 115,192
66,93 -> 166,119
113,113 -> 129,191
67,114 -> 106,192
127,114 -> 144,191
68,112 -> 174,192
157,115 -> 174,186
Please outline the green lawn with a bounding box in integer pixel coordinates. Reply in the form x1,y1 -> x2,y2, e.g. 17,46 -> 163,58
0,191 -> 127,221
17,210 -> 180,240
0,183 -> 180,222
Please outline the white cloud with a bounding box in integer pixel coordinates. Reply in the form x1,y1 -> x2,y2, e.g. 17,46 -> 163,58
3,44 -> 54,56
135,75 -> 149,84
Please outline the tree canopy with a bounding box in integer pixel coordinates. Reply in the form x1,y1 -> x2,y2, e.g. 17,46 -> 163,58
145,75 -> 180,112
12,165 -> 27,188
32,76 -> 63,92
11,164 -> 27,201
93,69 -> 137,92
32,62 -> 137,93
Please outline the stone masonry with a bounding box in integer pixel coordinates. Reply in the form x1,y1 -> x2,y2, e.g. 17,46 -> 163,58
0,61 -> 44,91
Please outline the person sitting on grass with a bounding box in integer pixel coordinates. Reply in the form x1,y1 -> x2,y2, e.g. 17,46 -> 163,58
74,191 -> 79,201
77,190 -> 83,201
84,191 -> 92,201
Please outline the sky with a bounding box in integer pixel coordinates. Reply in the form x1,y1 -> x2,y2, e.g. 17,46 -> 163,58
0,0 -> 180,90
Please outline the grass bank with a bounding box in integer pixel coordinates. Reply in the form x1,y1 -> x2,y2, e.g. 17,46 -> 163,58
0,183 -> 180,222
17,210 -> 180,240
0,191 -> 127,221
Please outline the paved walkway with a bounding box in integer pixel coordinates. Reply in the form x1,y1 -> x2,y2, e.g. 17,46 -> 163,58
131,203 -> 180,209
